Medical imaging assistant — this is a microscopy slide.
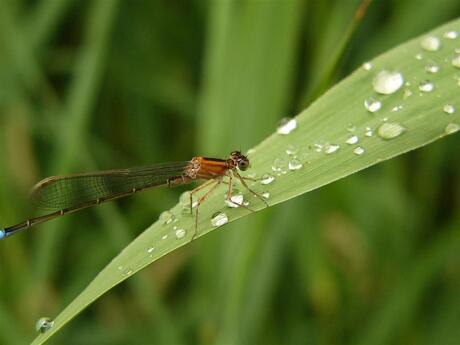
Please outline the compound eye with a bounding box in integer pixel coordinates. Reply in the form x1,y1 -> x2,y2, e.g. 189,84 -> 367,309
238,160 -> 249,171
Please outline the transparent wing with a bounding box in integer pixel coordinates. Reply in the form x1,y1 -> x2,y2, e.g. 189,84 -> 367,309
31,161 -> 192,211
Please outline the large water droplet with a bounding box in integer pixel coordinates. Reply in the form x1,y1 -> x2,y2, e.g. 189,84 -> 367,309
225,193 -> 244,208
353,147 -> 365,155
285,144 -> 299,155
272,158 -> 287,173
445,123 -> 460,135
444,30 -> 459,39
420,35 -> 441,51
377,122 -> 406,139
425,61 -> 439,73
36,317 -> 54,333
288,158 -> 303,170
443,104 -> 456,114
277,118 -> 297,135
346,135 -> 359,145
211,212 -> 229,227
418,80 -> 434,92
261,174 -> 275,185
372,70 -> 404,94
325,144 -> 340,154
159,211 -> 175,225
452,55 -> 460,68
364,97 -> 382,113
175,228 -> 186,239
362,62 -> 372,71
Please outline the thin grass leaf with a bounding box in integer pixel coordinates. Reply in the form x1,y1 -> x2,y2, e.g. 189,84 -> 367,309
32,18 -> 460,344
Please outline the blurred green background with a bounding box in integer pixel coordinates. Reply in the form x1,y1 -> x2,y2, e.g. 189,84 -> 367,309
0,0 -> 460,344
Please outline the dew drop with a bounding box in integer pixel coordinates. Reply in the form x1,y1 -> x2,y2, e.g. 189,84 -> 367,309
277,118 -> 297,135
159,211 -> 175,225
364,97 -> 382,113
418,80 -> 434,92
403,89 -> 413,99
285,144 -> 299,155
443,104 -> 456,114
325,144 -> 340,154
161,234 -> 168,240
452,55 -> 460,68
373,70 -> 404,94
377,122 -> 406,140
225,193 -> 244,208
147,247 -> 155,254
444,30 -> 459,39
211,212 -> 229,227
347,123 -> 356,132
261,173 -> 275,185
362,62 -> 372,70
415,53 -> 423,60
262,191 -> 270,199
346,135 -> 359,145
353,147 -> 365,155
288,158 -> 303,170
180,191 -> 197,208
365,127 -> 373,137
420,35 -> 441,51
271,158 -> 287,173
175,228 -> 186,239
391,105 -> 403,112
445,123 -> 460,135
424,61 -> 439,73
35,317 -> 54,333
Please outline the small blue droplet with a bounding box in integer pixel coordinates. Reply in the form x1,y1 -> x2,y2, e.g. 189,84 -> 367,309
0,229 -> 6,240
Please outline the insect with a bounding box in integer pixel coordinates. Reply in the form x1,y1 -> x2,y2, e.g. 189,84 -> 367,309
0,151 -> 268,240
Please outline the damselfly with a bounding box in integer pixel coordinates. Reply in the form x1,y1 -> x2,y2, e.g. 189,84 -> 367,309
0,151 -> 267,240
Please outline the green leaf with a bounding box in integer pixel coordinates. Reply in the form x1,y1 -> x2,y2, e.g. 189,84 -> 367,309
32,18 -> 460,344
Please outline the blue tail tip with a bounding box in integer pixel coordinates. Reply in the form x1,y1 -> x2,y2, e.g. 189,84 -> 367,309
0,229 -> 6,240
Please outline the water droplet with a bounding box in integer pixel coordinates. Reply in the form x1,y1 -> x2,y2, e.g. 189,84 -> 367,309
313,142 -> 324,152
325,144 -> 340,154
415,53 -> 423,60
271,158 -> 287,173
445,123 -> 460,135
35,317 -> 54,333
362,62 -> 372,70
285,144 -> 299,155
211,212 -> 229,227
225,193 -> 244,208
365,127 -> 373,137
246,148 -> 256,156
159,211 -> 175,225
147,247 -> 155,254
372,70 -> 404,94
391,105 -> 403,112
347,123 -> 356,132
260,174 -> 275,185
175,228 -> 186,239
444,30 -> 459,39
161,234 -> 168,240
126,270 -> 133,275
377,122 -> 406,140
420,35 -> 441,51
403,89 -> 413,99
353,147 -> 365,155
118,265 -> 124,271
418,80 -> 434,92
346,135 -> 359,145
288,158 -> 303,170
425,60 -> 439,73
262,191 -> 270,199
443,104 -> 456,114
452,55 -> 460,68
180,191 -> 198,215
277,117 -> 297,135
364,97 -> 382,113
